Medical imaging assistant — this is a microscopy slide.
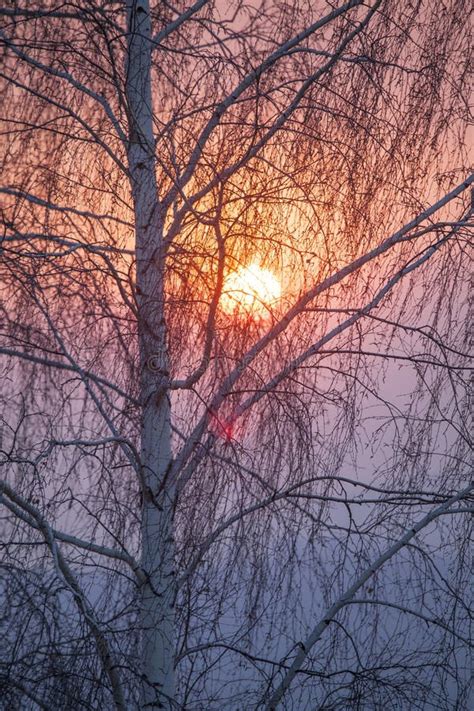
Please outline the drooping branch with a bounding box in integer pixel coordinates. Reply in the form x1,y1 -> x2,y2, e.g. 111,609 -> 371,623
263,482 -> 474,709
0,30 -> 128,149
171,176 -> 473,487
152,0 -> 211,46
163,0 -> 364,210
0,479 -> 128,711
177,471 -> 458,589
0,188 -> 133,228
1,232 -> 134,257
165,0 -> 381,232
234,214 -> 472,418
170,195 -> 227,389
0,480 -> 144,584
0,346 -> 138,405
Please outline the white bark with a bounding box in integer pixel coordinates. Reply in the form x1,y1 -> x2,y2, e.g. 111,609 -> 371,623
125,1 -> 175,707
1,2 -> 471,708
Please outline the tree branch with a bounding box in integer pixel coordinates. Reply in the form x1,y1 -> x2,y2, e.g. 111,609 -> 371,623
263,482 -> 474,709
0,479 -> 128,711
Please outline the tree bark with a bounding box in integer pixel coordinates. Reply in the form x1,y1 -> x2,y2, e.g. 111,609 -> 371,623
125,2 -> 175,708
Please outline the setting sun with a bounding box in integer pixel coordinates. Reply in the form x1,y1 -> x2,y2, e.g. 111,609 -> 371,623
221,262 -> 282,315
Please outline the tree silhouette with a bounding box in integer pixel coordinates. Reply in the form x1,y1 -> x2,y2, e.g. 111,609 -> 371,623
1,1 -> 472,709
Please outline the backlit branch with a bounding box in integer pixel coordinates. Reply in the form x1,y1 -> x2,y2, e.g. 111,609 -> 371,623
152,0 -> 211,46
0,30 -> 128,149
234,216 -> 472,418
166,0 -> 381,230
164,0 -> 364,209
263,482 -> 474,709
172,176 -> 473,484
0,188 -> 133,228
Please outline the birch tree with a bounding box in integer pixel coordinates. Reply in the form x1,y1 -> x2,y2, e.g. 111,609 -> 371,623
1,1 -> 472,709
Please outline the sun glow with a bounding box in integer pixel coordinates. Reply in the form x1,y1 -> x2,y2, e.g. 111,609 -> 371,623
221,262 -> 281,316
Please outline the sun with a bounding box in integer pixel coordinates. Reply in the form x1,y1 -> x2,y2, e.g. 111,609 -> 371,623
221,262 -> 281,316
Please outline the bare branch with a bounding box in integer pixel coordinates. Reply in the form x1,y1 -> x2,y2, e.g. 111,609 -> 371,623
263,482 -> 474,709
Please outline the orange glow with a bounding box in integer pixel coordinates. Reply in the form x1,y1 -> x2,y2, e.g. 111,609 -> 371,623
221,262 -> 281,316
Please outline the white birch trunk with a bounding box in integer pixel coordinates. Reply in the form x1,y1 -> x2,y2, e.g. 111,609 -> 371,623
125,2 -> 175,707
